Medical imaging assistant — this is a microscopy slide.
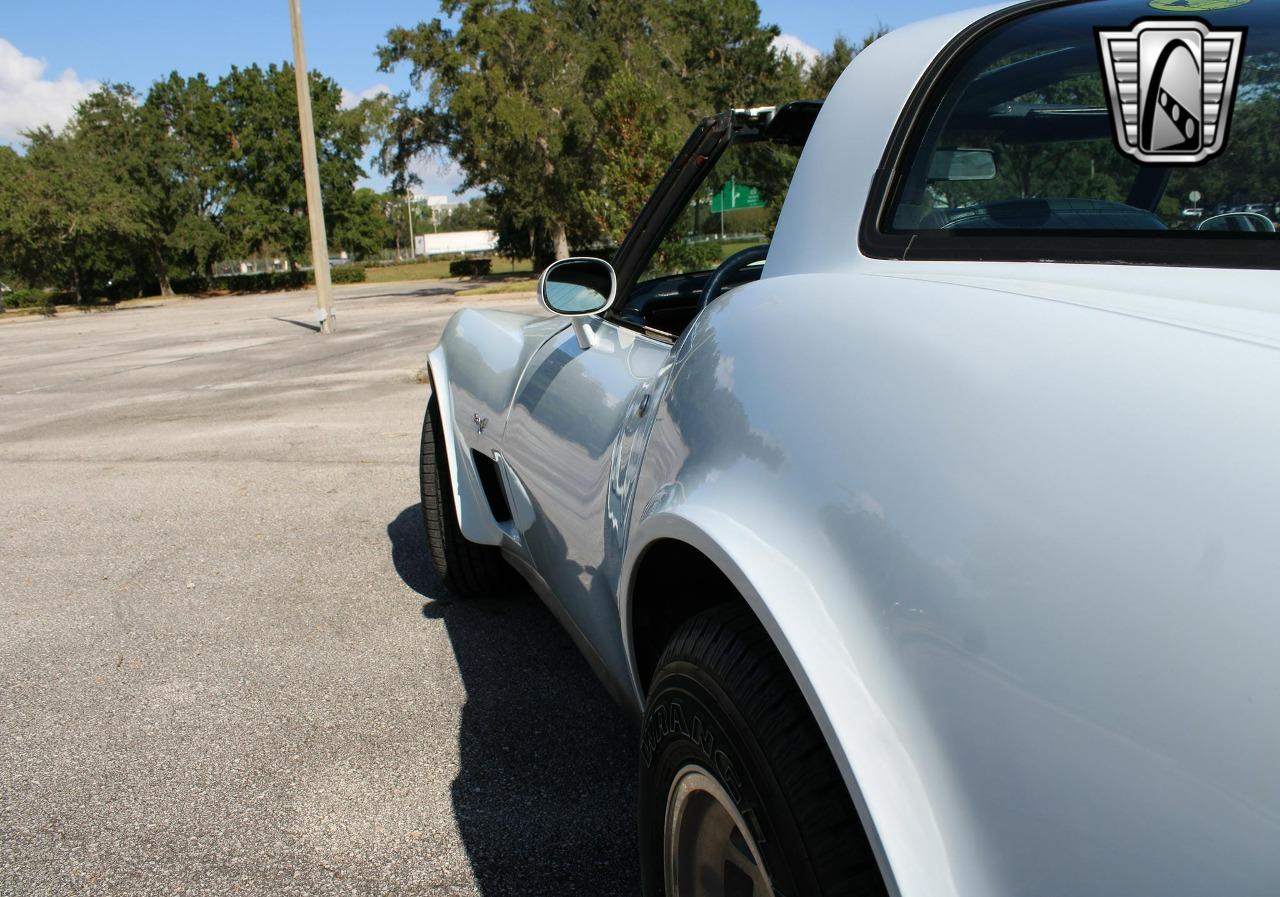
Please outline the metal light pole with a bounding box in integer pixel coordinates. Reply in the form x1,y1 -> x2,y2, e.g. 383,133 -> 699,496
288,0 -> 335,333
406,194 -> 417,259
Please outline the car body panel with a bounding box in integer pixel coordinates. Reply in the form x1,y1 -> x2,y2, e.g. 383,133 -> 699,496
621,268 -> 1280,896
425,2 -> 1280,894
499,319 -> 671,697
427,309 -> 565,546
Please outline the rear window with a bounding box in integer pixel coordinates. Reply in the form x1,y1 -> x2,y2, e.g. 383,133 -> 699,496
878,0 -> 1279,267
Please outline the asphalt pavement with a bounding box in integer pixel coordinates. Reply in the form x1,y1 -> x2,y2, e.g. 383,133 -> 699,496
0,282 -> 639,896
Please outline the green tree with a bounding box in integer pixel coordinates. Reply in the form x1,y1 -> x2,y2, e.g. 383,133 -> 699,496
581,70 -> 686,247
805,36 -> 856,99
143,73 -> 232,282
804,26 -> 889,99
217,63 -> 366,267
73,84 -> 183,294
1168,52 -> 1280,213
0,147 -> 37,286
377,0 -> 795,266
435,196 -> 494,232
331,187 -> 395,259
7,120 -> 144,302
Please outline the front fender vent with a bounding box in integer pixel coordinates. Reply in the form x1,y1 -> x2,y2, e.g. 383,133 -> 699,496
471,450 -> 513,524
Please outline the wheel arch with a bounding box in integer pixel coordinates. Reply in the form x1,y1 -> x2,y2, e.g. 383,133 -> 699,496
620,512 -> 914,897
627,537 -> 750,698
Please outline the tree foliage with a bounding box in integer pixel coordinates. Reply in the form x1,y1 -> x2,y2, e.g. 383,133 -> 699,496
804,26 -> 889,99
143,73 -> 232,282
331,187 -> 396,260
0,65 -> 373,300
217,63 -> 366,265
376,0 -> 845,266
9,110 -> 145,302
1167,52 -> 1280,213
0,9 -> 886,297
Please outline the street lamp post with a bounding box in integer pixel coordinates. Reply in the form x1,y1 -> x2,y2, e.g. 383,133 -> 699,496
287,0 -> 335,333
407,195 -> 417,259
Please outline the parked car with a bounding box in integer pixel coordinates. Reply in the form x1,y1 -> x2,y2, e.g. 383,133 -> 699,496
1198,211 -> 1277,233
420,1 -> 1279,894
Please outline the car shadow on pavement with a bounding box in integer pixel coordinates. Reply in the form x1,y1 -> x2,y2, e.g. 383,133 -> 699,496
387,506 -> 640,896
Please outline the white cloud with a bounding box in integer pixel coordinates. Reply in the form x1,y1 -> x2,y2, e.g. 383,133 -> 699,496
772,33 -> 821,69
409,155 -> 471,199
714,356 -> 735,391
0,38 -> 98,144
356,151 -> 476,200
340,83 -> 391,110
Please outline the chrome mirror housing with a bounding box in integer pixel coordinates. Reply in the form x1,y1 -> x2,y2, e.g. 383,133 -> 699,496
538,257 -> 616,317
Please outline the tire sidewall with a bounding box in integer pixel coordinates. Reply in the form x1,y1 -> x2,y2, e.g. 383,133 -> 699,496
419,395 -> 450,551
638,661 -> 820,897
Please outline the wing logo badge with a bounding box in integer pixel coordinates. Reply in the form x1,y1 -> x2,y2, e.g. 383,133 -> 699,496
1096,19 -> 1246,164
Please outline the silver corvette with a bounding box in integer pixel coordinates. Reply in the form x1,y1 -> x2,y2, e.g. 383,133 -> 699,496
419,1 -> 1280,894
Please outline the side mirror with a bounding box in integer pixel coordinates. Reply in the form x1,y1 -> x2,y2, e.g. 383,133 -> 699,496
1196,212 -> 1276,233
928,148 -> 997,182
538,257 -> 616,317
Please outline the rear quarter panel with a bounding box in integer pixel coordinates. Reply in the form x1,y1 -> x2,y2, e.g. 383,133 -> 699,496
624,270 -> 1280,897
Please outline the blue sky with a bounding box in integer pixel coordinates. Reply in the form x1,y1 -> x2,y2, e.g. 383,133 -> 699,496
0,0 -> 971,194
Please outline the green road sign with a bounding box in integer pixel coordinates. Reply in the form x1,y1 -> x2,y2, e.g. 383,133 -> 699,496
710,180 -> 765,213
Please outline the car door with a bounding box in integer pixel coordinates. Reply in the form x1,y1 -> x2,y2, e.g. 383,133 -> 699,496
497,115 -> 737,686
501,322 -> 670,683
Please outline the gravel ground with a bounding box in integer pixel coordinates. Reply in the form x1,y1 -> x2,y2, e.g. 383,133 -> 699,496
0,283 -> 639,896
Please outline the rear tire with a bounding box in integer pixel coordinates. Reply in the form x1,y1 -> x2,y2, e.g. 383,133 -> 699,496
639,604 -> 886,897
419,391 -> 513,597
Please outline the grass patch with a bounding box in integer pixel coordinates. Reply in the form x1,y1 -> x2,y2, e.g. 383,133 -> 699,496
365,257 -> 533,284
716,240 -> 764,260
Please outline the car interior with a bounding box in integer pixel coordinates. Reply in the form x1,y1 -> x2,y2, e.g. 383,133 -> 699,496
610,101 -> 821,340
891,6 -> 1279,240
892,45 -> 1174,232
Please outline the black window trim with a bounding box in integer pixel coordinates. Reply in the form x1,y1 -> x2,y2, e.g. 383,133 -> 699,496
858,0 -> 1280,271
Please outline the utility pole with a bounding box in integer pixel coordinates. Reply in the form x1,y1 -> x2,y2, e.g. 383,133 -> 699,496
288,0 -> 335,333
407,194 -> 417,259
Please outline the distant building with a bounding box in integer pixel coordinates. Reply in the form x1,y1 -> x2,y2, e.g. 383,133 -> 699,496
408,192 -> 473,235
414,230 -> 498,257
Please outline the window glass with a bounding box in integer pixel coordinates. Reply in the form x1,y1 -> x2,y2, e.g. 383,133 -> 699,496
887,1 -> 1279,244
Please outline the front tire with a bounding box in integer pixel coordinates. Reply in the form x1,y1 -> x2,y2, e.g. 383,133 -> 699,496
419,391 -> 512,597
639,605 -> 886,897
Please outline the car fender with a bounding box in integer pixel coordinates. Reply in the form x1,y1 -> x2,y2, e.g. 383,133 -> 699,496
622,265 -> 1280,897
619,506 -> 946,897
427,307 -> 565,545
618,285 -> 971,896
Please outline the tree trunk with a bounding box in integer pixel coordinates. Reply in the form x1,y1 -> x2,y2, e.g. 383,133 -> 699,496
551,221 -> 569,261
152,246 -> 174,297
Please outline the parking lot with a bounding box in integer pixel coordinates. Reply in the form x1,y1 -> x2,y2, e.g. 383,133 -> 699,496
0,283 -> 638,896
